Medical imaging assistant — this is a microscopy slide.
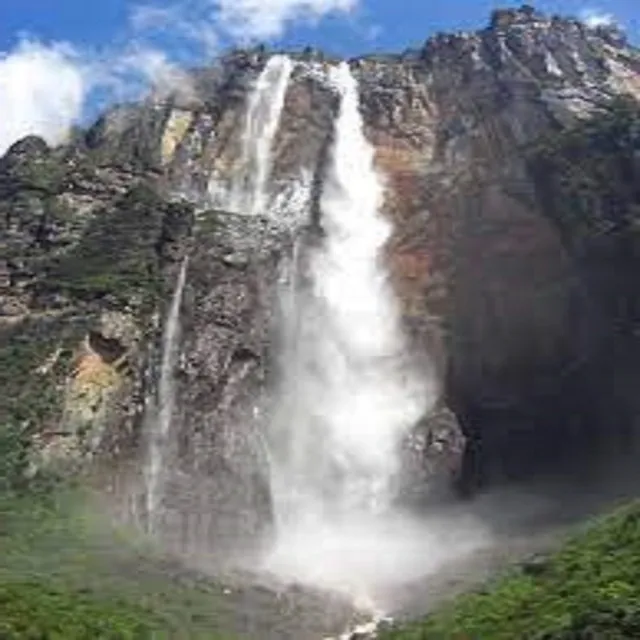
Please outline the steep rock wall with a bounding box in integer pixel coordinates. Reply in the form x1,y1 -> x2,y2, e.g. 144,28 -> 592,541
3,6 -> 640,506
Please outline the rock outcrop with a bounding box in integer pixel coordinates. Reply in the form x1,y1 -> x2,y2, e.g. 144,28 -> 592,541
2,5 -> 640,530
0,137 -> 194,480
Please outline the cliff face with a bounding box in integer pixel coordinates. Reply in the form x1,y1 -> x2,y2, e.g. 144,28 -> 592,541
0,138 -> 194,483
2,6 -> 640,519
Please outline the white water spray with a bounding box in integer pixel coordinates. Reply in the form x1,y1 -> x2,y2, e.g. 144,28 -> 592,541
145,259 -> 188,535
264,63 -> 449,607
227,55 -> 294,216
273,61 -> 427,515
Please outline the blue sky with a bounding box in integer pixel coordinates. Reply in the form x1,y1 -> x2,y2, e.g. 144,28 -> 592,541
0,0 -> 638,154
0,0 -> 637,59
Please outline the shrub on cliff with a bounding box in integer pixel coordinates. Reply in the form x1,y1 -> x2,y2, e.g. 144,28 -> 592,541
40,184 -> 190,306
0,420 -> 30,494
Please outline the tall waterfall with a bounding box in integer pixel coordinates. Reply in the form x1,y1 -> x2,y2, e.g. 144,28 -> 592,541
264,63 -> 432,606
227,55 -> 294,216
145,259 -> 188,535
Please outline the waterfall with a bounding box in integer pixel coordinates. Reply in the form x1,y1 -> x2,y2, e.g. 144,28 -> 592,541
145,259 -> 188,535
227,55 -> 294,216
264,63 -> 431,605
271,61 -> 427,517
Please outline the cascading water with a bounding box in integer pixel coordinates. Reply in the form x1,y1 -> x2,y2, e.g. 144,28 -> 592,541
271,62 -> 427,517
145,259 -> 188,535
263,63 -> 445,608
227,55 -> 294,216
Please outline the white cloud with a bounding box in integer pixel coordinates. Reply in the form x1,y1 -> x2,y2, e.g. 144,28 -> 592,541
0,40 -> 86,155
0,0 -> 361,155
130,4 -> 219,55
214,0 -> 359,41
0,39 -> 197,155
115,47 -> 197,102
132,0 -> 360,45
580,8 -> 617,29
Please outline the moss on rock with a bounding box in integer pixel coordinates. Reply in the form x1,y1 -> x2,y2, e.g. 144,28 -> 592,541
39,184 -> 191,308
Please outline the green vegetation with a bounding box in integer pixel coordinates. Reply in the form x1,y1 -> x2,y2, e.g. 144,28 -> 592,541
0,316 -> 83,423
382,502 -> 640,639
41,185 -> 191,307
0,491 -> 235,639
0,420 -> 31,494
0,581 -> 154,639
0,315 -> 90,491
0,136 -> 66,196
195,208 -> 223,235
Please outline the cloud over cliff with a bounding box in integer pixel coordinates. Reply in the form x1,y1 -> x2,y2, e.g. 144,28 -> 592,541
0,40 -> 85,155
0,0 -> 360,155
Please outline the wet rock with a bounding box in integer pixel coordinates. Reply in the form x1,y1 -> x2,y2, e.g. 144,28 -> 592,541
521,554 -> 550,577
152,212 -> 292,560
400,406 -> 466,503
329,616 -> 394,640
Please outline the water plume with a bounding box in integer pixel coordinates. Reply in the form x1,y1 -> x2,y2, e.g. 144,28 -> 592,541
261,63 -> 488,611
227,54 -> 294,215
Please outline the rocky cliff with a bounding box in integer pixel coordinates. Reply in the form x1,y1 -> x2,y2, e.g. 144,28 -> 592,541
2,5 -> 640,547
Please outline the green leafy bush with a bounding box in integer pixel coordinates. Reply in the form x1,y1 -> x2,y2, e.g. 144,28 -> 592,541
381,503 -> 640,639
0,420 -> 30,493
0,581 -> 154,639
0,492 -> 235,639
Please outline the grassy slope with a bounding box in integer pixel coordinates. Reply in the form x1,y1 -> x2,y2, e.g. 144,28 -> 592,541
4,493 -> 640,639
0,490 -> 236,639
381,502 -> 640,639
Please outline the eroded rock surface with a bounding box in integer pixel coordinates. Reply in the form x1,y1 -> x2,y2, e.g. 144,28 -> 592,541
2,5 -> 640,531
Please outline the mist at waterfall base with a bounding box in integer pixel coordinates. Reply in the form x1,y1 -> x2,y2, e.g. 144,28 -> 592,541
257,62 -> 491,612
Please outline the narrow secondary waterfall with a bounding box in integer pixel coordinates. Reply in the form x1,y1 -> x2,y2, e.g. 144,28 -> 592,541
145,259 -> 188,535
264,63 -> 434,608
227,55 -> 294,216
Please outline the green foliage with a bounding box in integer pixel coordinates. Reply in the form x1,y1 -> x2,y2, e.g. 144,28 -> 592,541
0,491 -> 236,639
196,209 -> 223,234
0,420 -> 30,493
42,185 -> 164,303
1,422 -> 36,494
15,155 -> 66,194
381,503 -> 640,639
0,316 -> 85,421
0,581 -> 153,639
40,184 -> 192,310
0,138 -> 66,196
0,492 -> 153,638
0,316 -> 89,491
